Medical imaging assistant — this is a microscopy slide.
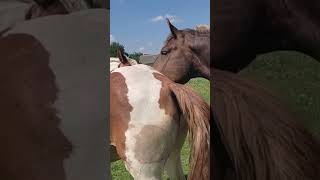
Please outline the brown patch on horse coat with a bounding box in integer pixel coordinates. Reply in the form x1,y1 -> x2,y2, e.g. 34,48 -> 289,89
0,33 -> 72,180
134,125 -> 173,163
110,72 -> 132,161
153,72 -> 180,118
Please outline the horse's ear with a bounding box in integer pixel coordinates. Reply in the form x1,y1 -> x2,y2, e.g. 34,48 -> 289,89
167,18 -> 178,38
117,49 -> 128,64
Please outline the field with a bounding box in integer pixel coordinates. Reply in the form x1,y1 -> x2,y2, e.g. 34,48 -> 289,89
111,51 -> 320,179
240,51 -> 320,135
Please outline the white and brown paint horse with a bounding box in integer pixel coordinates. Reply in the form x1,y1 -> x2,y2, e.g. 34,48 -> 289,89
110,50 -> 210,180
0,8 -> 108,180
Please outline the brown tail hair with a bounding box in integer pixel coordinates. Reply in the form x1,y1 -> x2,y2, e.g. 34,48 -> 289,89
169,83 -> 210,180
212,69 -> 320,180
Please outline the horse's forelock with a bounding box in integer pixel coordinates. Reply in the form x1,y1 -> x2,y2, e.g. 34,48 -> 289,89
195,25 -> 210,33
164,27 -> 209,49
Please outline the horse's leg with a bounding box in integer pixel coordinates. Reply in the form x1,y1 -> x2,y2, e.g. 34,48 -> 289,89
164,150 -> 185,180
165,116 -> 187,180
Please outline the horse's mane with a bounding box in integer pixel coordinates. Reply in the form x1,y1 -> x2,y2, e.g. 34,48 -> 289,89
195,24 -> 210,33
59,0 -> 89,12
212,69 -> 320,180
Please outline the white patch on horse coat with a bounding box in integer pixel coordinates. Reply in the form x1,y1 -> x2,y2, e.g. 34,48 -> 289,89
113,64 -> 178,179
110,57 -> 121,72
4,10 -> 109,180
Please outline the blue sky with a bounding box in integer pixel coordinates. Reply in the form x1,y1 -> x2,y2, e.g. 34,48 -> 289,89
110,0 -> 210,54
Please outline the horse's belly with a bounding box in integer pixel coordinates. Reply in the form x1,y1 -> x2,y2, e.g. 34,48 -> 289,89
130,123 -> 178,162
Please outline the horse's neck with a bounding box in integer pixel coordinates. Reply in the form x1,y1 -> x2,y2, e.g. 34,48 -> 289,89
195,43 -> 210,79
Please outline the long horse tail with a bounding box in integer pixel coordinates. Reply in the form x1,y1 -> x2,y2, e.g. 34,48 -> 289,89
212,69 -> 320,180
169,83 -> 210,180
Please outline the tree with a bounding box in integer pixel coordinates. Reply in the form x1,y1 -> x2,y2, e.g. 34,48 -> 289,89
128,52 -> 143,63
110,42 -> 125,57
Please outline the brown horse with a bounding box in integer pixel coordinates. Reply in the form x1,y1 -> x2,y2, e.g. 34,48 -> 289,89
0,9 -> 108,180
212,0 -> 320,72
110,50 -> 210,179
153,20 -> 320,180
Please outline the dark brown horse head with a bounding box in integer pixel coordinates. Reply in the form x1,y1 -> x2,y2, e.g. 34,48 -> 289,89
153,19 -> 210,84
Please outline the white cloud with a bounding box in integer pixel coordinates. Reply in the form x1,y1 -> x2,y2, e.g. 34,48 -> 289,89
147,42 -> 153,47
110,34 -> 115,44
151,14 -> 183,23
151,15 -> 165,22
138,47 -> 145,52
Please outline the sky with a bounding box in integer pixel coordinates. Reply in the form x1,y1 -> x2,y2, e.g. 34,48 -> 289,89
110,0 -> 210,54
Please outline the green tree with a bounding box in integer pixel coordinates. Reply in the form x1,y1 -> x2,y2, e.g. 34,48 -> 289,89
109,42 -> 125,57
128,52 -> 143,63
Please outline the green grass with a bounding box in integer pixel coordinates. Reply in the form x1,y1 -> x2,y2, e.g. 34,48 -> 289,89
240,51 -> 320,136
111,78 -> 210,180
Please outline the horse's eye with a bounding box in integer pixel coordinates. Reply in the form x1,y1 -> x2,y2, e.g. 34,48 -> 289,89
161,50 -> 169,55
